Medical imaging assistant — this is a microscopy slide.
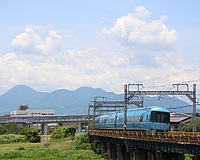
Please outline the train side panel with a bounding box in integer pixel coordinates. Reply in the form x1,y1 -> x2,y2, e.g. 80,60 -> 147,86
126,109 -> 151,131
103,113 -> 117,129
95,106 -> 170,132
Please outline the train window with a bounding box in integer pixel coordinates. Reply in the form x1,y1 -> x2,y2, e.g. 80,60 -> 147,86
150,111 -> 170,123
156,114 -> 161,122
163,113 -> 170,123
127,117 -> 134,122
139,116 -> 143,122
151,112 -> 156,122
118,117 -> 123,122
161,114 -> 164,122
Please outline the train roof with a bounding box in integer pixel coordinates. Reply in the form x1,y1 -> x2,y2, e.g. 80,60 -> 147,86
150,106 -> 170,113
128,106 -> 170,112
96,106 -> 170,117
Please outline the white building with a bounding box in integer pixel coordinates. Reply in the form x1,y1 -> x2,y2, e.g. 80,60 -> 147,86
10,105 -> 55,117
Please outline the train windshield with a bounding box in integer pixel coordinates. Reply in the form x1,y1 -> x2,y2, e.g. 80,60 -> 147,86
150,111 -> 170,123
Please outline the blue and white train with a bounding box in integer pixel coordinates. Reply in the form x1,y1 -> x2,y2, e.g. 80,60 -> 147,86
95,106 -> 170,132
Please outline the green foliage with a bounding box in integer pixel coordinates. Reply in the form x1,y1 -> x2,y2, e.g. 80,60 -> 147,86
16,146 -> 25,150
0,134 -> 27,144
181,117 -> 200,132
50,125 -> 77,139
182,123 -> 193,132
23,127 -> 40,143
72,134 -> 91,150
88,123 -> 94,130
0,122 -> 24,135
0,146 -> 104,160
0,122 -> 40,143
184,154 -> 192,160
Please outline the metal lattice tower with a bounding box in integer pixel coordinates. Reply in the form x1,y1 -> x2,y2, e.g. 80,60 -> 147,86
123,83 -> 197,133
88,96 -> 143,126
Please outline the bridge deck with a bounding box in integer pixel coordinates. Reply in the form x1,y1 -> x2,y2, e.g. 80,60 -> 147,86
88,129 -> 200,145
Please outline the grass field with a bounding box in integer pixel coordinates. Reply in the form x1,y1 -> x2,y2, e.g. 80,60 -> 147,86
0,134 -> 105,160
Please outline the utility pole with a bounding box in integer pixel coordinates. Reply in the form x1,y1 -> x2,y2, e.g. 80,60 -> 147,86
124,84 -> 127,131
193,84 -> 196,133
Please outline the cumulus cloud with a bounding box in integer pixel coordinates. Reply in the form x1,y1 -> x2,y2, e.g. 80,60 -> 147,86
133,6 -> 151,19
101,6 -> 177,50
98,6 -> 179,69
12,26 -> 62,55
0,6 -> 191,95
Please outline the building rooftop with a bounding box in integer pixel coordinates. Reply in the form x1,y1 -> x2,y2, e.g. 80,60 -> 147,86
170,112 -> 191,123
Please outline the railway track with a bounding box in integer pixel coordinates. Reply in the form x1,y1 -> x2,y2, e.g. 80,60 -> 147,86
88,129 -> 200,145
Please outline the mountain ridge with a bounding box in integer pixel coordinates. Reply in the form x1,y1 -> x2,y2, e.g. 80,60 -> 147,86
0,85 -> 191,115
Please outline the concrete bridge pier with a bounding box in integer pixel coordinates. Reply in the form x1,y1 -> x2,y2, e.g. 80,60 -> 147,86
193,155 -> 200,160
148,150 -> 155,160
107,143 -> 117,160
170,153 -> 184,160
117,144 -> 130,160
156,152 -> 184,160
107,143 -> 130,160
132,149 -> 148,160
76,122 -> 82,133
41,123 -> 48,135
116,145 -> 123,160
132,150 -> 184,160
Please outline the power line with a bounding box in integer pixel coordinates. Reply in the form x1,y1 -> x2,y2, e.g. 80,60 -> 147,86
167,105 -> 193,110
136,66 -> 200,89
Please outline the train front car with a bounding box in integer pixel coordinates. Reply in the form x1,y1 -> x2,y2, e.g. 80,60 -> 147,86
115,106 -> 170,132
94,114 -> 109,129
115,107 -> 153,131
149,107 -> 170,132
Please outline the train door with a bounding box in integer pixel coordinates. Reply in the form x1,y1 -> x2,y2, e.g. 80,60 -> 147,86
156,113 -> 162,131
115,113 -> 119,129
114,113 -> 117,129
150,111 -> 161,132
142,112 -> 148,130
132,110 -> 135,130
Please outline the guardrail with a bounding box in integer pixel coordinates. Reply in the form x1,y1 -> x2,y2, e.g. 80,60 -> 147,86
88,129 -> 200,145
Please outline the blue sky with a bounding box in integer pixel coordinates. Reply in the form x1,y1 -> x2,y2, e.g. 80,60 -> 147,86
0,0 -> 200,95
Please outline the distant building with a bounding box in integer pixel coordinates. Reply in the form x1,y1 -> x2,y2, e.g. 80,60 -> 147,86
10,105 -> 55,117
170,112 -> 191,131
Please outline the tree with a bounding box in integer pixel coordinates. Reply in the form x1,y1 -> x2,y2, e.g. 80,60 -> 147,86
181,117 -> 200,132
50,125 -> 78,139
0,122 -> 23,135
23,127 -> 40,142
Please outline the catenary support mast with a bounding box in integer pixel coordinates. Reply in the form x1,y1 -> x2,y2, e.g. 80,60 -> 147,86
124,83 -> 197,133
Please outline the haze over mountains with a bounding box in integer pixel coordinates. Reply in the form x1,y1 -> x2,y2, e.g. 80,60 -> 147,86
0,85 -> 192,115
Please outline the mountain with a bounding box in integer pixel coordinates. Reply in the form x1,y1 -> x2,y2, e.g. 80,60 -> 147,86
0,85 -> 191,115
0,85 -> 48,114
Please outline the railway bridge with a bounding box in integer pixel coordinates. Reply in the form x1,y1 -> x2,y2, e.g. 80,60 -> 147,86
88,129 -> 200,160
0,115 -> 91,134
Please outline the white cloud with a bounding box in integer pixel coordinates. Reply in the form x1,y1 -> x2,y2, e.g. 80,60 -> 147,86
12,26 -> 62,55
133,6 -> 152,19
98,6 -> 179,69
101,6 -> 177,50
1,6 -> 196,95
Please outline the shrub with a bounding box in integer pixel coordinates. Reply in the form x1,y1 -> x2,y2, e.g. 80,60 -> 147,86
72,134 -> 91,150
0,147 -> 105,160
0,122 -> 23,135
23,127 -> 41,143
0,134 -> 27,144
50,125 -> 77,139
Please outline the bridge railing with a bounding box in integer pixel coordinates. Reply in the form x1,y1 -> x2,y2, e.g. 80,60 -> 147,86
0,115 -> 93,124
88,129 -> 200,145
